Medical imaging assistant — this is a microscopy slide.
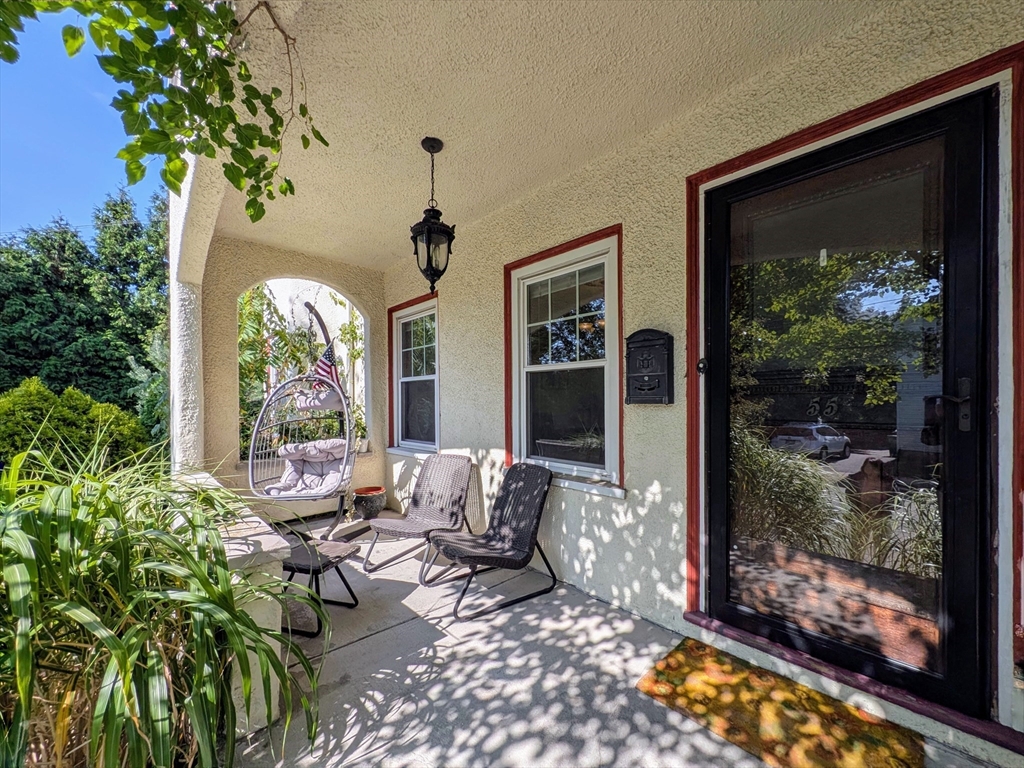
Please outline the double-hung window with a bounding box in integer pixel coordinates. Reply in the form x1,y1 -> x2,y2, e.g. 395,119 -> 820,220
509,232 -> 620,484
393,300 -> 439,450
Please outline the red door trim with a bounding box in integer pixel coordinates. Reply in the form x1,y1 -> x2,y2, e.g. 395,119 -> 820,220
503,224 -> 625,485
684,40 -> 1024,670
387,292 -> 438,448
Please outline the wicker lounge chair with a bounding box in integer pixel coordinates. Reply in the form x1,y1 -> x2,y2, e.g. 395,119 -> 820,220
282,536 -> 360,638
361,453 -> 473,585
428,463 -> 554,619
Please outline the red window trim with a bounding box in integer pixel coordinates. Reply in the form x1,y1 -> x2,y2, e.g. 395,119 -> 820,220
387,292 -> 438,449
683,41 -> 1024,673
503,224 -> 625,485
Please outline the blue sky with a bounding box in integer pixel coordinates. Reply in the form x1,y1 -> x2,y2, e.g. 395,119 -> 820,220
0,11 -> 163,240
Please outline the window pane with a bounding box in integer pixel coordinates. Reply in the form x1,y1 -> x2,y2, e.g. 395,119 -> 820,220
550,272 -> 577,320
727,137 -> 945,671
423,313 -> 436,345
529,325 -> 549,365
402,350 -> 413,378
402,320 -> 413,350
401,380 -> 435,444
527,367 -> 605,468
412,317 -> 425,347
412,347 -> 425,377
548,319 -> 577,363
528,281 -> 550,324
578,313 -> 605,361
424,344 -> 436,376
579,264 -> 605,314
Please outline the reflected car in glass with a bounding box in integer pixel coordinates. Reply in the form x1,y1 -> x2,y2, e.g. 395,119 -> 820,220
769,422 -> 852,461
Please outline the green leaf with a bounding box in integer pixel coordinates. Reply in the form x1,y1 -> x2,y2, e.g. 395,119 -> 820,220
126,159 -> 146,185
61,25 -> 85,56
120,108 -> 149,136
245,198 -> 266,223
237,60 -> 251,82
310,125 -> 329,148
138,129 -> 174,154
4,563 -> 33,712
87,20 -> 106,50
299,103 -> 308,118
0,42 -> 20,64
96,54 -> 134,82
147,646 -> 172,768
134,26 -> 157,49
222,163 -> 245,191
116,141 -> 145,162
161,156 -> 189,195
301,133 -> 310,150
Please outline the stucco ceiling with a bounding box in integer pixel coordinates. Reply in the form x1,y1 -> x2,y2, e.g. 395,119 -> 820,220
213,0 -> 884,269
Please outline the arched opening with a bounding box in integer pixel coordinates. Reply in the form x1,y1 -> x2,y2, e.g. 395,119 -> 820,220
237,279 -> 366,459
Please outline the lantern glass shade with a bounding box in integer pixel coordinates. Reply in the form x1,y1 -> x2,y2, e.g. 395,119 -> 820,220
416,232 -> 429,271
430,232 -> 450,272
411,207 -> 455,292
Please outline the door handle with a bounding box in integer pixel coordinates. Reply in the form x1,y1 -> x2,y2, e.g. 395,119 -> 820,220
936,378 -> 972,432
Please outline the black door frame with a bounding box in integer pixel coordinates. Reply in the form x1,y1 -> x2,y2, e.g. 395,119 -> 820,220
704,90 -> 996,717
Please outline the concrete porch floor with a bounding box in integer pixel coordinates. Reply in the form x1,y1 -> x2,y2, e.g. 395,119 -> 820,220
239,533 -> 992,768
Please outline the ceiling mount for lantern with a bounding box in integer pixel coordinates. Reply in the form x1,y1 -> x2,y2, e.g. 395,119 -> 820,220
410,136 -> 455,293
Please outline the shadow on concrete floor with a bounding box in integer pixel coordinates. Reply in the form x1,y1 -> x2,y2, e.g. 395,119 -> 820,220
239,536 -> 764,768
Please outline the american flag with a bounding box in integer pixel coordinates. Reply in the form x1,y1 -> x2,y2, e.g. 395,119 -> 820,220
314,343 -> 342,388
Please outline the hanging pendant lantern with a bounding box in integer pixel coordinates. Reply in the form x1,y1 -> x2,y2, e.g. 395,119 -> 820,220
410,137 -> 455,293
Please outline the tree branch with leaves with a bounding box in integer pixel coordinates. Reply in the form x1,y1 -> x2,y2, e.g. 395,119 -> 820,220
0,0 -> 328,222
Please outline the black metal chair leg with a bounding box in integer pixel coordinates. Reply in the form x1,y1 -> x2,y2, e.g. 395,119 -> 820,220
451,544 -> 558,621
285,570 -> 324,639
283,565 -> 358,638
362,531 -> 428,573
322,565 -> 359,608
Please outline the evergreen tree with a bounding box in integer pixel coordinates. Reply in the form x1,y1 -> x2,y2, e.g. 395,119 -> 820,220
0,190 -> 168,412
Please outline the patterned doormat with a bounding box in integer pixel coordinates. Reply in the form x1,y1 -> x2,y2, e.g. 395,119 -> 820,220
636,638 -> 924,768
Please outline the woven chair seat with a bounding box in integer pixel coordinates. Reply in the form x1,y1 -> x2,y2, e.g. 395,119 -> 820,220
284,538 -> 361,574
429,530 -> 532,570
369,510 -> 458,539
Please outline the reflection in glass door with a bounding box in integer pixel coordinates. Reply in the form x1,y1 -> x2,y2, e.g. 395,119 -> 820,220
705,91 -> 994,715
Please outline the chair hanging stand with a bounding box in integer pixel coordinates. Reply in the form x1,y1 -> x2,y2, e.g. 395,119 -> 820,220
247,302 -> 362,638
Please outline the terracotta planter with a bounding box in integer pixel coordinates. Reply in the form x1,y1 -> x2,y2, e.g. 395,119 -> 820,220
353,486 -> 387,519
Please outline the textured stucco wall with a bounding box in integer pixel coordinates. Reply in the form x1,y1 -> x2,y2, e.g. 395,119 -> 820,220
200,236 -> 388,501
382,1 -> 1023,757
168,154 -> 226,470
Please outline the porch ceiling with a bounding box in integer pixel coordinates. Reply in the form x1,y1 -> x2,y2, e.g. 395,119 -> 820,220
213,0 -> 882,269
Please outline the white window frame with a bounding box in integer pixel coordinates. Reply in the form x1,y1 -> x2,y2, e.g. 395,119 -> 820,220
510,235 -> 620,484
392,299 -> 439,451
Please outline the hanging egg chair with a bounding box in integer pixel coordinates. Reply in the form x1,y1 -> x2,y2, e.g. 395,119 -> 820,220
248,302 -> 357,506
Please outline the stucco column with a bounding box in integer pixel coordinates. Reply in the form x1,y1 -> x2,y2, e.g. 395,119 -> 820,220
170,278 -> 205,472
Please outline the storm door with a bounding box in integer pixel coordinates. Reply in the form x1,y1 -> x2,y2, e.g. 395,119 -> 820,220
704,91 -> 995,716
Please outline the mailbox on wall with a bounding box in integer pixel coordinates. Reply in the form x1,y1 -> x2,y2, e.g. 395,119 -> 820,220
625,329 -> 674,404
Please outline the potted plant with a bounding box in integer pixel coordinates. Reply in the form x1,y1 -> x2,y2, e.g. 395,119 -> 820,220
0,445 -> 327,767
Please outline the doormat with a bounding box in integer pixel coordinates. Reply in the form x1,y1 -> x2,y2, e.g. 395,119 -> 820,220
636,638 -> 924,768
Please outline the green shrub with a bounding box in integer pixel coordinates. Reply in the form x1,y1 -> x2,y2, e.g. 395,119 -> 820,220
0,378 -> 149,465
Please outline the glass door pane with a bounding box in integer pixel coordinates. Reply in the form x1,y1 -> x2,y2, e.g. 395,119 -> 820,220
727,138 -> 946,672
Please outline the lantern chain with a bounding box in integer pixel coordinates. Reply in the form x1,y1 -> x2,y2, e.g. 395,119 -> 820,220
428,151 -> 437,209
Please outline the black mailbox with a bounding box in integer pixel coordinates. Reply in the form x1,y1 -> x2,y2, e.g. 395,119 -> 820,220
625,329 -> 674,404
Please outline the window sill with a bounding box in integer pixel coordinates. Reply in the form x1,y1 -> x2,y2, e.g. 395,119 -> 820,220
386,445 -> 439,460
550,474 -> 626,499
